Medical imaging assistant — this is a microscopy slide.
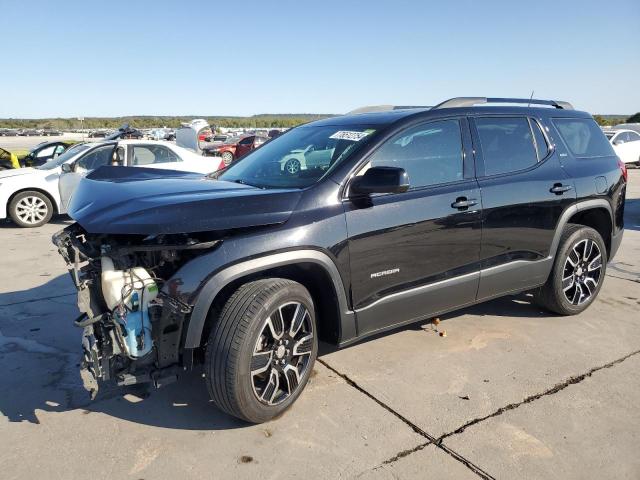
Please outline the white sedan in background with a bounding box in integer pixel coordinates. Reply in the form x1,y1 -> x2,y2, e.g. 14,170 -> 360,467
0,140 -> 220,227
604,129 -> 640,166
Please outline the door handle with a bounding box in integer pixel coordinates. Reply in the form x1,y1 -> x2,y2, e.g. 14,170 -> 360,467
451,197 -> 478,210
550,183 -> 573,195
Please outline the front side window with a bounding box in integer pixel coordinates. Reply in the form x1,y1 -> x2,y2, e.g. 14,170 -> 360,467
364,119 -> 464,188
553,118 -> 615,157
217,125 -> 376,189
131,145 -> 181,165
475,117 -> 538,176
76,145 -> 114,171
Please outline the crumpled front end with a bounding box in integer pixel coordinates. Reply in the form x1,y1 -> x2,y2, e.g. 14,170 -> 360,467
52,223 -> 220,398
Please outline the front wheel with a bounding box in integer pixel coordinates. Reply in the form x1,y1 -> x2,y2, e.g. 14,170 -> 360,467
221,151 -> 234,166
205,278 -> 317,423
535,224 -> 607,315
284,158 -> 301,174
8,191 -> 54,228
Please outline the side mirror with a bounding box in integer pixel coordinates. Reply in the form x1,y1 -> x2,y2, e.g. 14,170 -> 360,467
613,139 -> 624,146
350,166 -> 410,197
61,163 -> 73,173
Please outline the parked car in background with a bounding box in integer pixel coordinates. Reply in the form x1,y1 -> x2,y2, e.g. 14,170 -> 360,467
20,141 -> 78,167
203,134 -> 269,166
205,134 -> 230,144
268,129 -> 283,139
0,147 -> 21,170
88,130 -> 108,138
604,129 -> 640,166
0,139 -> 221,227
19,129 -> 39,136
279,140 -> 336,174
0,129 -> 19,136
42,129 -> 63,136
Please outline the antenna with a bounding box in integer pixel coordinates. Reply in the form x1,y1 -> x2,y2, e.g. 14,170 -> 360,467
527,90 -> 534,107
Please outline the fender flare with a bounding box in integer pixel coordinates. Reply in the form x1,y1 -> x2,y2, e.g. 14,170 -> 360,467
548,198 -> 613,257
183,249 -> 355,348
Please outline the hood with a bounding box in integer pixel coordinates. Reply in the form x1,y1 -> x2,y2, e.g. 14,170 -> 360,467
0,167 -> 41,179
68,166 -> 303,235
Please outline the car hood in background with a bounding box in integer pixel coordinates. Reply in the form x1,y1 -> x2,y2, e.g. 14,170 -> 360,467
68,166 -> 303,235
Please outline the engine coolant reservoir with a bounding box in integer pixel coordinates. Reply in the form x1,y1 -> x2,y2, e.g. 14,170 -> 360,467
101,256 -> 158,358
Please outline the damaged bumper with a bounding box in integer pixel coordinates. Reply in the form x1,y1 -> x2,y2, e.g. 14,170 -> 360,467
52,224 -> 214,398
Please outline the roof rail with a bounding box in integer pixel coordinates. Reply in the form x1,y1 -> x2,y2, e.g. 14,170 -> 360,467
347,105 -> 430,114
433,97 -> 574,110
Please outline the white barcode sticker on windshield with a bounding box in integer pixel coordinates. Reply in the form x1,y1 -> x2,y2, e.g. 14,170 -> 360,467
329,130 -> 371,141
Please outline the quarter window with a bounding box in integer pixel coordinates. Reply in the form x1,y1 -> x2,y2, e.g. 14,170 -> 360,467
529,119 -> 549,161
475,117 -> 538,176
366,119 -> 464,188
553,118 -> 614,157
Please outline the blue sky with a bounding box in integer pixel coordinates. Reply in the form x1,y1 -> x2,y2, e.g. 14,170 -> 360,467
1,0 -> 638,117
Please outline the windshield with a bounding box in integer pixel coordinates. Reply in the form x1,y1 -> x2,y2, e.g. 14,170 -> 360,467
37,143 -> 91,170
217,125 -> 376,188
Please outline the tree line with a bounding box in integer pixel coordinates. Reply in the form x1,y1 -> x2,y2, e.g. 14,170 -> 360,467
1,112 -> 637,130
0,114 -> 335,130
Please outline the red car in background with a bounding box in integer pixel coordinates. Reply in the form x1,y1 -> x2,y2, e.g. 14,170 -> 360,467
203,134 -> 269,166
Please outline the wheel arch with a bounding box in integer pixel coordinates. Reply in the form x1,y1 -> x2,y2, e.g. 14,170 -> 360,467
184,250 -> 355,350
7,187 -> 59,216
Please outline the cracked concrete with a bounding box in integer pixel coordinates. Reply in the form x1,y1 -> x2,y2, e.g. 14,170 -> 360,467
0,170 -> 639,479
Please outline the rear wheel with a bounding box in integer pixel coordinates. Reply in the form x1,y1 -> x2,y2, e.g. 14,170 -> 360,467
205,278 -> 317,423
9,191 -> 54,228
535,224 -> 606,315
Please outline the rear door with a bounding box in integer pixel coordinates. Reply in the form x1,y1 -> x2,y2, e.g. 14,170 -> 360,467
469,115 -> 576,300
344,117 -> 482,336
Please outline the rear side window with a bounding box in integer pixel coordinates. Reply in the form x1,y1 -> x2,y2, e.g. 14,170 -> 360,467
475,117 -> 538,176
553,118 -> 615,157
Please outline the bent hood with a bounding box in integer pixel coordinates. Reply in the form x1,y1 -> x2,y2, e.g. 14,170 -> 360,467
68,166 -> 303,235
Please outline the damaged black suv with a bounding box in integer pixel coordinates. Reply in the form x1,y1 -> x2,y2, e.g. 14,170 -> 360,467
53,97 -> 626,423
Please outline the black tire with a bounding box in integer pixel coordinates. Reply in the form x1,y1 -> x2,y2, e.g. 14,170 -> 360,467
205,278 -> 318,423
8,191 -> 54,228
535,224 -> 607,315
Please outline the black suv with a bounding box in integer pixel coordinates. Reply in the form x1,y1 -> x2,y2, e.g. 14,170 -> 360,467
53,97 -> 626,423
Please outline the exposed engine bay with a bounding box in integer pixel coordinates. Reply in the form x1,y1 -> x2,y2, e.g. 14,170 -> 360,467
52,223 -> 220,398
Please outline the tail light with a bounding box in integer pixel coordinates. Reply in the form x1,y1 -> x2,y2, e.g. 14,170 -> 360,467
617,157 -> 627,182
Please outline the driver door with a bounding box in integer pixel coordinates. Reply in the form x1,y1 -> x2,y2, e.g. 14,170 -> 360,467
58,144 -> 116,211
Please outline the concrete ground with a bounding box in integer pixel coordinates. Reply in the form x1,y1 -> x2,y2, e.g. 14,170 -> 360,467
0,171 -> 638,480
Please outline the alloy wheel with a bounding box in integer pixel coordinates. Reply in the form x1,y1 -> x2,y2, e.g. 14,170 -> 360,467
285,159 -> 300,174
562,238 -> 602,305
15,196 -> 49,225
251,302 -> 314,406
